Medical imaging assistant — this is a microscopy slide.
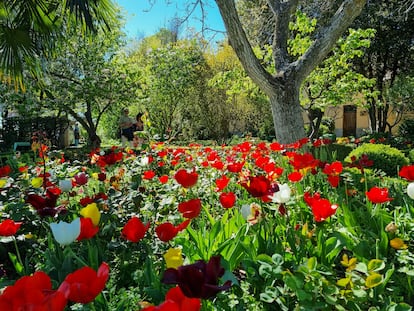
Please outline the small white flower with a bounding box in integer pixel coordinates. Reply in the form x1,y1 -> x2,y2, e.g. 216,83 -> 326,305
140,156 -> 150,166
240,204 -> 251,220
271,183 -> 291,204
59,179 -> 73,192
407,182 -> 414,199
50,218 -> 81,246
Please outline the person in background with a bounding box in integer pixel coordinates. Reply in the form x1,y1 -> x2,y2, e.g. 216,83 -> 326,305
133,112 -> 145,149
118,108 -> 135,148
73,123 -> 80,146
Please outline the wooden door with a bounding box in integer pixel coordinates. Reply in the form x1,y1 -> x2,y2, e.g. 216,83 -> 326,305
343,105 -> 356,137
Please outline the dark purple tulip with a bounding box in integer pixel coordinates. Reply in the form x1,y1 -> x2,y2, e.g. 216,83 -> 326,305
162,256 -> 232,299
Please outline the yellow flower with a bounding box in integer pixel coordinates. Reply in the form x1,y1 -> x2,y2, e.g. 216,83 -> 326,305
390,238 -> 408,250
31,177 -> 43,188
91,172 -> 99,180
163,248 -> 183,269
340,253 -> 357,271
0,179 -> 7,188
80,203 -> 101,226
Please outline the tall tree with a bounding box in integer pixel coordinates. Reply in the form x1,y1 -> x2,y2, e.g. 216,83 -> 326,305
142,39 -> 206,139
351,0 -> 414,134
214,0 -> 367,144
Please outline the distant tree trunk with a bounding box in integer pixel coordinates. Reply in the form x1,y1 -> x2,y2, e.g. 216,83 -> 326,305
88,132 -> 101,149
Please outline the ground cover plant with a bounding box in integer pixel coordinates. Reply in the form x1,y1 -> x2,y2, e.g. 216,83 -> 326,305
0,137 -> 413,310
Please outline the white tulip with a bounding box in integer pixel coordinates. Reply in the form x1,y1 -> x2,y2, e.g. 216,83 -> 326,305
50,218 -> 81,246
407,183 -> 414,199
271,183 -> 291,204
59,179 -> 73,192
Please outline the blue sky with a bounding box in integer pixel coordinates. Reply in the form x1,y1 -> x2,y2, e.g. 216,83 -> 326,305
114,0 -> 225,41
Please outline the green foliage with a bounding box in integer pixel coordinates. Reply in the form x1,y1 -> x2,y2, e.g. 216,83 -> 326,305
398,118 -> 414,145
345,143 -> 409,176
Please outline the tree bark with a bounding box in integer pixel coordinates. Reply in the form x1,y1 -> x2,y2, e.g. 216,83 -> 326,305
215,0 -> 367,144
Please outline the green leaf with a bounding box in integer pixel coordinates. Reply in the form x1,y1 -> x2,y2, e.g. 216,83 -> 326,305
367,259 -> 385,272
307,256 -> 317,271
8,252 -> 24,275
297,289 -> 312,302
365,273 -> 383,288
324,236 -> 342,262
386,303 -> 413,311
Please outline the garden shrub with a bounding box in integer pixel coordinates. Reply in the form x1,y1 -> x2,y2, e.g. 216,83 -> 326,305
408,149 -> 414,164
344,143 -> 409,177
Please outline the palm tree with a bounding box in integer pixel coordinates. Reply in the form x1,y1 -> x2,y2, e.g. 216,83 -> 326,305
0,0 -> 117,90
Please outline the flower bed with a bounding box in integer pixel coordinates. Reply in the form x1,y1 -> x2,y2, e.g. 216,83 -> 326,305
0,138 -> 413,310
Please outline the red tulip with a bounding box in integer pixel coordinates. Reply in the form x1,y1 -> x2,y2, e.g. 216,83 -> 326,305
174,169 -> 198,188
0,219 -> 22,236
0,271 -> 67,310
323,161 -> 343,175
122,216 -> 150,242
159,175 -> 169,184
215,175 -> 230,192
288,171 -> 303,182
59,262 -> 109,304
142,286 -> 201,311
219,192 -> 236,209
0,165 -> 11,177
241,175 -> 271,198
399,165 -> 414,181
156,220 -> 190,242
77,217 -> 99,241
74,172 -> 88,186
226,161 -> 244,173
288,152 -> 319,171
143,170 -> 156,180
366,187 -> 393,204
327,175 -> 340,188
178,199 -> 202,219
304,192 -> 338,222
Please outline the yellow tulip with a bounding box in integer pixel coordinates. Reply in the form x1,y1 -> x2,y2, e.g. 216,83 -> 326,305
31,177 -> 43,188
80,203 -> 101,226
0,179 -> 7,188
163,248 -> 183,269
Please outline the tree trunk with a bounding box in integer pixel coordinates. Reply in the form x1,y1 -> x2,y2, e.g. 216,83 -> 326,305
88,131 -> 101,150
269,80 -> 306,143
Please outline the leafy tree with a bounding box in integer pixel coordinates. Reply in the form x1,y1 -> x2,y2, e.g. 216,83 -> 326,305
40,21 -> 141,148
351,0 -> 414,134
0,0 -> 117,89
142,40 -> 207,139
214,0 -> 367,144
288,11 -> 376,138
207,42 -> 274,140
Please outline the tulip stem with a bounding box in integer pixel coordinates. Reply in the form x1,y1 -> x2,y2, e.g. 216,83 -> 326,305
64,245 -> 89,267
